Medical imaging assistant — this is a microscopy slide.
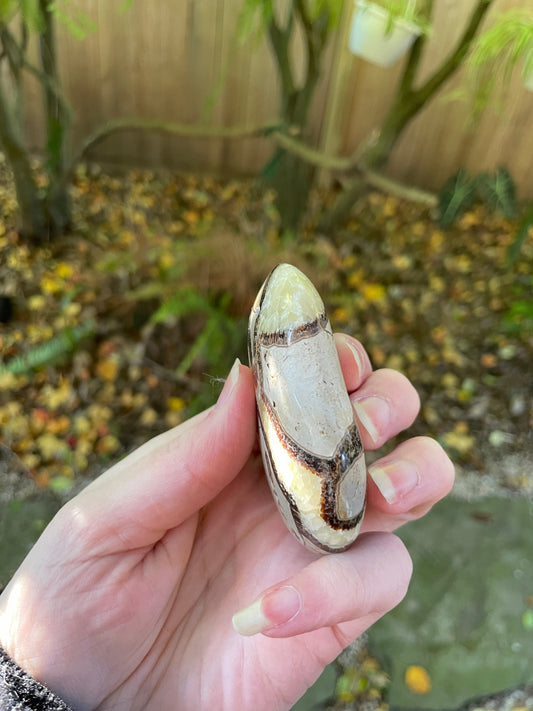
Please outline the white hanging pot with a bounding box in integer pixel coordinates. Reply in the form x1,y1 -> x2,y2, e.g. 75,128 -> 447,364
348,0 -> 423,67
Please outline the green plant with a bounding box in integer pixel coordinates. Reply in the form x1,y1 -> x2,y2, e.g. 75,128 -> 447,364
502,277 -> 533,335
438,169 -> 477,227
438,167 -> 518,227
370,0 -> 432,35
321,0 -> 494,232
127,267 -> 248,413
507,201 -> 533,266
468,9 -> 533,115
0,1 -> 134,242
476,167 -> 517,219
237,0 -> 342,232
0,321 -> 95,376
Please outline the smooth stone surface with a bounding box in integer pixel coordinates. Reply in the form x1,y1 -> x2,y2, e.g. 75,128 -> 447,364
368,496 -> 533,710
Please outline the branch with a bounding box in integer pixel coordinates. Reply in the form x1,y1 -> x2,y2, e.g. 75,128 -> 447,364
398,0 -> 435,95
295,0 -> 329,84
69,118 -> 437,206
361,170 -> 437,206
0,19 -> 72,118
70,118 -> 283,174
414,0 -> 493,104
274,131 -> 437,205
268,15 -> 295,99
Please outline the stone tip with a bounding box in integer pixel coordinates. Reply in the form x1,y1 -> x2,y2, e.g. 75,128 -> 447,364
257,263 -> 324,334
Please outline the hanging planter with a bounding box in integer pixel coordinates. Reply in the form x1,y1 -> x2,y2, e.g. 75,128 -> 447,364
348,0 -> 424,68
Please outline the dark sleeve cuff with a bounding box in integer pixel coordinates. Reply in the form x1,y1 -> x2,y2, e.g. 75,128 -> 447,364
0,647 -> 74,711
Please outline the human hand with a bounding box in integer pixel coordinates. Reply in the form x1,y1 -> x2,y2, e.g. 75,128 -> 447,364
0,335 -> 453,711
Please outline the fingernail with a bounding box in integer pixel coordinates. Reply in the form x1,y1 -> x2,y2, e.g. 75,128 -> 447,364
217,358 -> 240,407
232,585 -> 302,637
368,460 -> 420,504
352,396 -> 391,445
345,340 -> 363,374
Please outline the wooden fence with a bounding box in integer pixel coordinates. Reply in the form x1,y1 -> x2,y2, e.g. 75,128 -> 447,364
24,0 -> 533,198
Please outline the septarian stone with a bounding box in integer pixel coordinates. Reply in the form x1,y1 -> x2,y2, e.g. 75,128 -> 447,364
248,264 -> 366,554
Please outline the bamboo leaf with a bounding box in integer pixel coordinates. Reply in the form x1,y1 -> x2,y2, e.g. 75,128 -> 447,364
48,1 -> 96,40
438,169 -> 477,227
476,167 -> 517,219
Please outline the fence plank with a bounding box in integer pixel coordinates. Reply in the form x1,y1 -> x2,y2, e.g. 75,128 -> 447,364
21,0 -> 533,199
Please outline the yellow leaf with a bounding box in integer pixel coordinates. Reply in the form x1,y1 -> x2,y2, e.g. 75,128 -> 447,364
140,408 -> 158,426
40,379 -> 74,410
348,269 -> 364,289
0,372 -> 18,391
392,254 -> 412,271
28,295 -> 47,311
55,262 -> 74,279
96,434 -> 120,455
405,665 -> 431,694
429,230 -> 444,252
429,276 -> 446,293
64,302 -> 82,318
96,358 -> 119,382
167,397 -> 186,412
159,253 -> 175,270
331,307 -> 350,324
362,283 -> 387,302
443,428 -> 475,455
36,433 -> 69,460
165,410 -> 184,428
119,230 -> 136,246
40,275 -> 62,295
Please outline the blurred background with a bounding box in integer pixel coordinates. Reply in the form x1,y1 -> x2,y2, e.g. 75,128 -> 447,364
0,1 -> 532,709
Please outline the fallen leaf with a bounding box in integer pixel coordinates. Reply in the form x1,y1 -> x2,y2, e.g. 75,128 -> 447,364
405,665 -> 431,694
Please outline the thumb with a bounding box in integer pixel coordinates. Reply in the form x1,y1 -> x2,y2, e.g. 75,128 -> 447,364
68,359 -> 257,548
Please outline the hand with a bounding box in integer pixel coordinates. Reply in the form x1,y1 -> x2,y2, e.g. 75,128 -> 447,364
0,335 -> 453,711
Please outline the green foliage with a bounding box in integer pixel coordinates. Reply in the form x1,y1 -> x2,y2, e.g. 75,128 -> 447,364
438,167 -> 518,227
0,0 -> 43,30
236,0 -> 274,43
48,1 -> 96,40
438,169 -> 477,227
476,167 -> 517,219
369,0 -> 432,35
507,201 -> 533,266
0,0 -> 95,38
237,0 -> 343,44
468,9 -> 533,116
503,277 -> 533,335
151,288 -> 245,382
0,321 -> 94,376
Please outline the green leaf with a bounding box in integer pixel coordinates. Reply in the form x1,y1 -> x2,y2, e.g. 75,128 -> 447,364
0,321 -> 94,375
468,10 -> 533,115
20,0 -> 44,32
236,0 -> 273,44
48,1 -> 96,40
150,288 -> 212,324
0,0 -> 18,21
49,475 -> 73,493
438,169 -> 477,228
523,609 -> 533,630
476,167 -> 517,218
507,201 -> 533,266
